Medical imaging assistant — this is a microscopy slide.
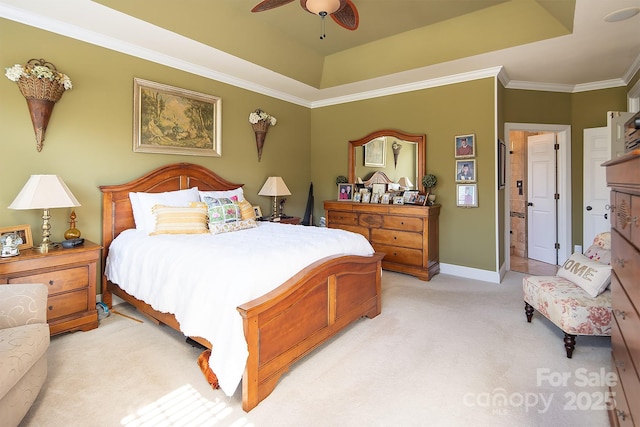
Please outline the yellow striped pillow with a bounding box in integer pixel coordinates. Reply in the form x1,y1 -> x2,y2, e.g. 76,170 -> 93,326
150,203 -> 209,235
237,198 -> 256,220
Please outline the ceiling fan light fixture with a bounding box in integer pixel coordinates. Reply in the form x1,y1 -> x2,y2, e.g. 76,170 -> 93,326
306,0 -> 341,16
604,7 -> 640,22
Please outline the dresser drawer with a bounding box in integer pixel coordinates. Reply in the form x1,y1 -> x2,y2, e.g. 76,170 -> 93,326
613,192 -> 632,240
373,243 -> 422,266
8,266 -> 89,294
611,318 -> 640,427
328,211 -> 358,226
370,228 -> 422,249
47,288 -> 89,321
359,213 -> 383,228
382,216 -> 422,232
611,274 -> 640,374
611,230 -> 640,304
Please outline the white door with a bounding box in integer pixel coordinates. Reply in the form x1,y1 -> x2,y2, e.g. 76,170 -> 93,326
527,133 -> 557,265
583,127 -> 611,249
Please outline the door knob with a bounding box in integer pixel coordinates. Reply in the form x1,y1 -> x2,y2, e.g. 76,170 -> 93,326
604,213 -> 608,220
586,206 -> 592,211
527,202 -> 533,207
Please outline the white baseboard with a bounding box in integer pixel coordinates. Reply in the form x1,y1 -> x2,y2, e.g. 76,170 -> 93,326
440,263 -> 502,284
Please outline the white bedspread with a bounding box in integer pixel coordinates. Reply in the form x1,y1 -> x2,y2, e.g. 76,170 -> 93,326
104,222 -> 374,396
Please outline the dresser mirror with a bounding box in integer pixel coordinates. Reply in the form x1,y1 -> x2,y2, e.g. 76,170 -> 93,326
348,129 -> 426,192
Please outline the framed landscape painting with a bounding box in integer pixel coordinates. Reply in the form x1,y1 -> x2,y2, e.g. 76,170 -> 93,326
133,78 -> 222,157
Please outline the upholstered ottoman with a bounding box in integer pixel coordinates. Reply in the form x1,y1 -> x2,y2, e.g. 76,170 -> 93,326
523,275 -> 611,358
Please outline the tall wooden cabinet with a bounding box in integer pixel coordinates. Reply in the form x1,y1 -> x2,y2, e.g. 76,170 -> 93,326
603,149 -> 640,427
324,201 -> 439,280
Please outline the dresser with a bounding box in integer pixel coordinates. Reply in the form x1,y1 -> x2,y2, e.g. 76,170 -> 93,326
324,201 -> 439,280
603,149 -> 640,427
0,240 -> 101,336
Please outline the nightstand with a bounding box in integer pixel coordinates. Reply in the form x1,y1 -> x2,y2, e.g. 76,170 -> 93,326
259,216 -> 301,225
0,240 -> 102,336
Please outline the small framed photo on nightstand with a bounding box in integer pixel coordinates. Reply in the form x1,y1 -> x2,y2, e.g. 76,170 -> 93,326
0,224 -> 33,250
253,206 -> 263,218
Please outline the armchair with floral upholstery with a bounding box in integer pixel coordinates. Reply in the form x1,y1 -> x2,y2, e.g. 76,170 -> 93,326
523,232 -> 613,358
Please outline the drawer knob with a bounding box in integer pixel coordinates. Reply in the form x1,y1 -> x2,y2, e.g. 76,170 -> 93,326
48,280 -> 54,286
614,309 -> 627,320
616,409 -> 628,421
394,236 -> 397,240
48,305 -> 53,311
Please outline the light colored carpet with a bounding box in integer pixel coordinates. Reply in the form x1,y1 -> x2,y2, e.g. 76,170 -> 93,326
20,271 -> 612,427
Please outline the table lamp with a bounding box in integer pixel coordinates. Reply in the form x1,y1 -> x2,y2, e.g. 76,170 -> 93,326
258,176 -> 291,219
9,175 -> 81,252
398,176 -> 414,190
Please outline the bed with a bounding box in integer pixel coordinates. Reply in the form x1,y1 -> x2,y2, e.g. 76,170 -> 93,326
100,162 -> 384,412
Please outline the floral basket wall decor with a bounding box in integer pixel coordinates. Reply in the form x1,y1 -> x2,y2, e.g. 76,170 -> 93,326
249,109 -> 276,161
5,59 -> 72,151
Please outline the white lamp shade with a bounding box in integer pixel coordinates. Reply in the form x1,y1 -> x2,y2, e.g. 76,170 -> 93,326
258,177 -> 291,197
306,0 -> 341,15
9,175 -> 81,210
398,177 -> 413,189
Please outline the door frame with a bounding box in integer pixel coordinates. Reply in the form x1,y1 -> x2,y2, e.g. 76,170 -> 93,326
504,123 -> 572,271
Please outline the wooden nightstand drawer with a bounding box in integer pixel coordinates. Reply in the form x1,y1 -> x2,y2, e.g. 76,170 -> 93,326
371,229 -> 422,249
47,289 -> 89,320
9,266 -> 89,293
0,240 -> 101,336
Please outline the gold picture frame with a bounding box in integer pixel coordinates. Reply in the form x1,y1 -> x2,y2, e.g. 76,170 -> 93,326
133,78 -> 222,157
0,224 -> 33,250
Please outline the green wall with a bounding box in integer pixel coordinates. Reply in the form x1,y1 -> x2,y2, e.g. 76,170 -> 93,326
0,19 -> 310,254
310,79 -> 499,271
503,86 -> 628,248
1,17 -> 635,281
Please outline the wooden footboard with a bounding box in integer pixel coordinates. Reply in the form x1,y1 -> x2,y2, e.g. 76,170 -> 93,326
100,163 -> 384,412
237,252 -> 384,411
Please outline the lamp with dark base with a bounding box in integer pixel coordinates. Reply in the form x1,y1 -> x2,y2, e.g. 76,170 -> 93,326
258,176 -> 291,220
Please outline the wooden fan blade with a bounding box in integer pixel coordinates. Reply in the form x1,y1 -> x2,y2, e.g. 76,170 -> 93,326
252,0 -> 295,13
331,0 -> 358,30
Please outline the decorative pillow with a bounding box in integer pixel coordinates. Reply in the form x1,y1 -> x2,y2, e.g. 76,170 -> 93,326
199,187 -> 244,202
237,198 -> 256,220
203,196 -> 240,224
130,187 -> 200,234
584,244 -> 611,265
209,219 -> 257,235
592,231 -> 611,250
557,252 -> 612,298
149,203 -> 209,235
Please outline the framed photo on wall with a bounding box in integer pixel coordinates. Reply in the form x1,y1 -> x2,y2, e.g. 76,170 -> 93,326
455,159 -> 476,183
457,184 -> 478,207
364,138 -> 386,167
133,78 -> 222,157
454,134 -> 475,158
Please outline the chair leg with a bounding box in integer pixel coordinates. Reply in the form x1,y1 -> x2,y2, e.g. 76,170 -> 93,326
524,302 -> 534,322
564,333 -> 576,358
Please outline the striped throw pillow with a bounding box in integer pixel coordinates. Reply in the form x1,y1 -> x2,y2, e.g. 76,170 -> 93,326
149,203 -> 209,235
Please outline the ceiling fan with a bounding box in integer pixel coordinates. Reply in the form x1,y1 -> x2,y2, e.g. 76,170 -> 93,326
252,0 -> 359,37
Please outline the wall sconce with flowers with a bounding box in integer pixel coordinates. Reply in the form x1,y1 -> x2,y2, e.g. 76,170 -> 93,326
248,108 -> 277,161
5,59 -> 72,152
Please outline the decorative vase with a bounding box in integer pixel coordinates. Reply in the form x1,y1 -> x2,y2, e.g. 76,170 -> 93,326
428,194 -> 437,204
252,120 -> 270,161
16,66 -> 67,152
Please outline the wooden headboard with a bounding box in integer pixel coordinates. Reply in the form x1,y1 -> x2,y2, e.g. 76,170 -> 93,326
99,162 -> 243,256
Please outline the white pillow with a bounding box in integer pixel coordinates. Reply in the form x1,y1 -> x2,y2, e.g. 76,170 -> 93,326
557,253 -> 612,298
199,188 -> 244,202
129,187 -> 200,234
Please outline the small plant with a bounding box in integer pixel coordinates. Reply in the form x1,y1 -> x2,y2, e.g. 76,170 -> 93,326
422,174 -> 437,190
336,175 -> 348,185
